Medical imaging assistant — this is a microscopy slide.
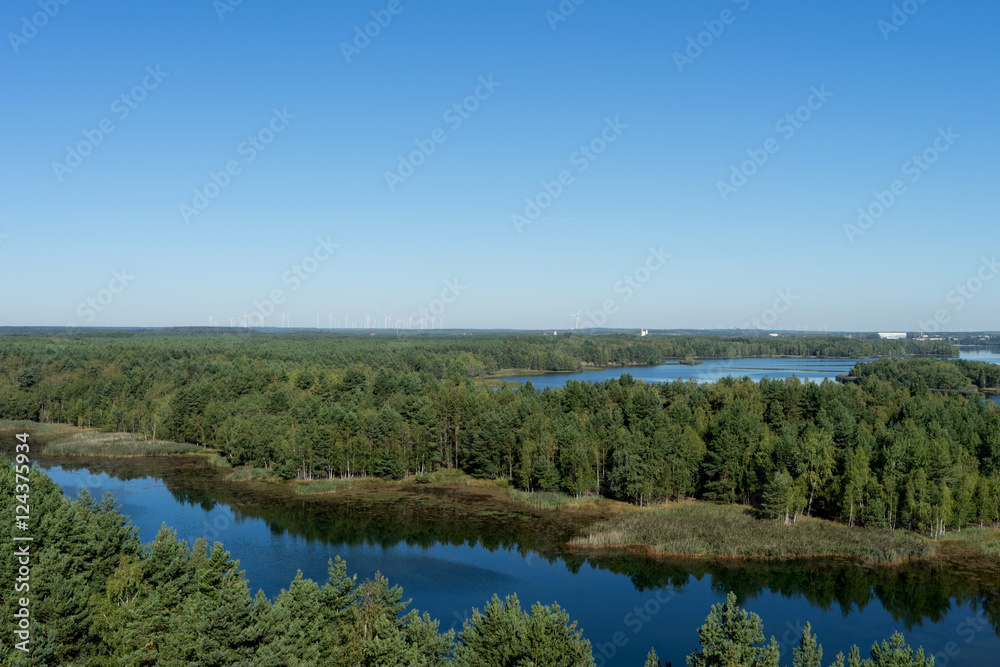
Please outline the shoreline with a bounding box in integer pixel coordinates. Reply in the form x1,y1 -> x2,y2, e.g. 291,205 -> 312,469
6,421 -> 998,570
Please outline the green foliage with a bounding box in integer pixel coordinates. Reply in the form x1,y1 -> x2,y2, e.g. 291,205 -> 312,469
792,622 -> 822,667
453,593 -> 594,667
1,333 -> 995,540
686,592 -> 779,667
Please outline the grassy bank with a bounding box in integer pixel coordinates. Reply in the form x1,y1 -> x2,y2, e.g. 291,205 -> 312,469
938,527 -> 1000,557
43,431 -> 203,456
570,501 -> 936,564
291,468 -> 606,509
0,419 -> 79,441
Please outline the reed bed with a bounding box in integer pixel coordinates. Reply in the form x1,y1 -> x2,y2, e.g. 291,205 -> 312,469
294,478 -> 353,494
44,431 -> 201,456
571,502 -> 933,563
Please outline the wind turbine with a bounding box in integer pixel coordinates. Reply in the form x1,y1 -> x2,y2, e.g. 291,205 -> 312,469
364,315 -> 371,329
344,314 -> 349,328
408,314 -> 414,329
230,317 -> 235,328
571,310 -> 581,329
316,314 -> 320,329
242,312 -> 248,328
384,314 -> 391,328
438,316 -> 444,329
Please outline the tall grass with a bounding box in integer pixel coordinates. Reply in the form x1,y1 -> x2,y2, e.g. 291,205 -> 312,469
43,432 -> 202,456
0,420 -> 78,439
208,455 -> 232,468
225,467 -> 270,481
295,479 -> 353,494
938,527 -> 1000,557
571,502 -> 933,564
507,489 -> 578,510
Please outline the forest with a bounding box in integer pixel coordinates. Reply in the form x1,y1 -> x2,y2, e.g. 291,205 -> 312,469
0,463 -> 940,666
0,333 -> 997,539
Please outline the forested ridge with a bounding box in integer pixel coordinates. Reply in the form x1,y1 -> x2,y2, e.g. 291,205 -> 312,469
0,334 -> 997,538
0,464 -> 943,666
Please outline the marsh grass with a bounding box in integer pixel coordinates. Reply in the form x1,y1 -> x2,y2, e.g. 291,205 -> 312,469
938,527 -> 1000,557
507,489 -> 578,510
0,420 -> 78,440
208,455 -> 231,468
571,502 -> 933,564
225,467 -> 271,481
295,479 -> 352,494
44,431 -> 202,456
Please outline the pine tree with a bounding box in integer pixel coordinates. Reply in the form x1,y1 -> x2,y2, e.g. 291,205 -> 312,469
453,593 -> 595,667
791,622 -> 822,667
686,592 -> 779,667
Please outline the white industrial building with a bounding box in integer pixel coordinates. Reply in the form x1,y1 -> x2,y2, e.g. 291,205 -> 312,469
877,332 -> 907,340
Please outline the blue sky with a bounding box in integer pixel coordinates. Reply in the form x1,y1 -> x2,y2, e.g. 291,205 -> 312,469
1,0 -> 998,331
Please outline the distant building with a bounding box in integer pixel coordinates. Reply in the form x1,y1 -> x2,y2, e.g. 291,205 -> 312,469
640,329 -> 648,337
769,333 -> 779,337
878,332 -> 907,340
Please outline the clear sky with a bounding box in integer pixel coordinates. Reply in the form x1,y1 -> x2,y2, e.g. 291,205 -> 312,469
1,0 -> 997,332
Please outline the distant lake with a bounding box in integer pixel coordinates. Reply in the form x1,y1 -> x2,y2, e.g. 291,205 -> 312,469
960,348 -> 1000,406
497,357 -> 868,389
499,349 -> 1000,407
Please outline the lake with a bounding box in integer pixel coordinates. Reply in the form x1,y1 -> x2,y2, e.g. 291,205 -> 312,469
38,350 -> 1000,665
499,349 -> 1000,407
39,452 -> 1000,667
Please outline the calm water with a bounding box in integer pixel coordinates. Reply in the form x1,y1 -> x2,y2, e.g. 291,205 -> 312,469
960,348 -> 1000,407
39,454 -> 1000,667
498,357 -> 869,389
500,349 -> 1000,408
